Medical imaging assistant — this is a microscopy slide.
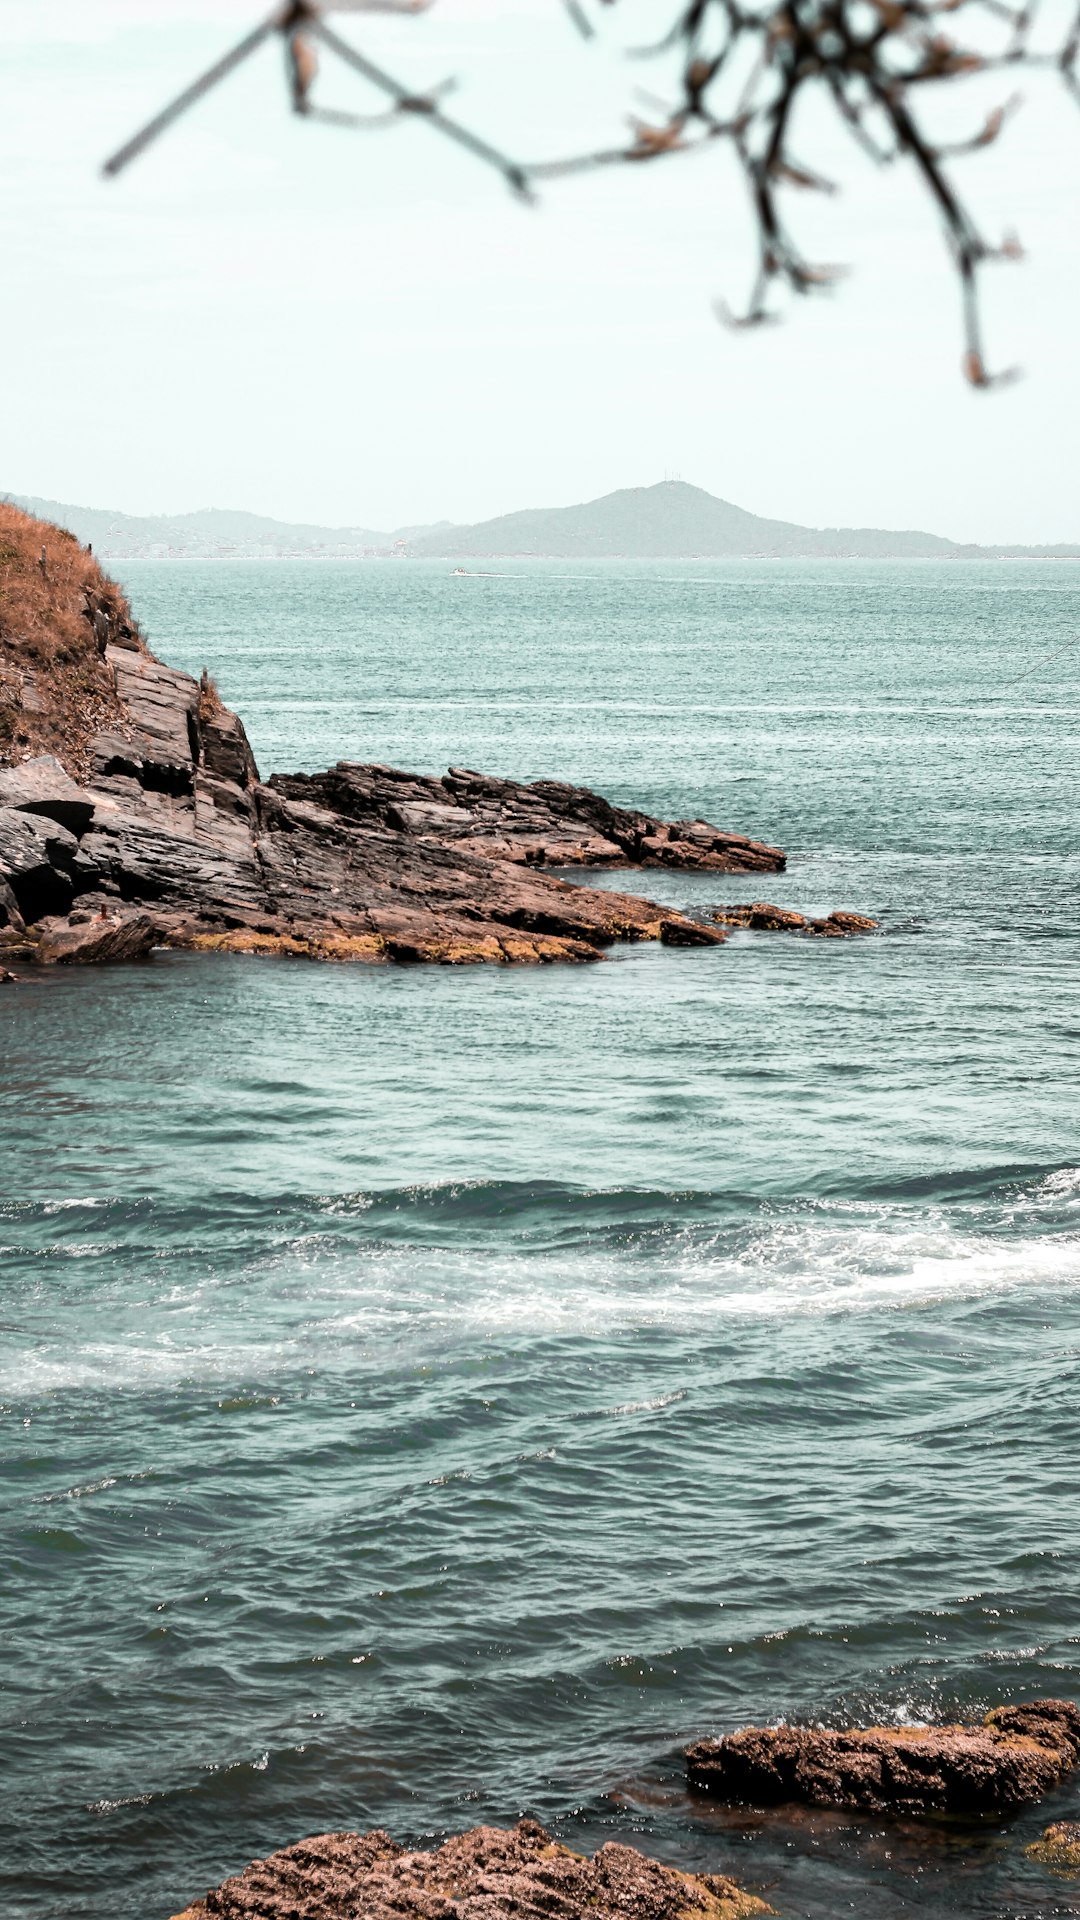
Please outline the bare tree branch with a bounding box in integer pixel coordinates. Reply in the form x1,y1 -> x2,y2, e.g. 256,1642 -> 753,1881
100,0 -> 1080,382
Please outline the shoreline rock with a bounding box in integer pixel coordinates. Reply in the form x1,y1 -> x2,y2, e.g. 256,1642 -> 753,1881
1026,1820 -> 1080,1872
686,1699 -> 1080,1818
169,1818 -> 771,1920
2,504 -> 795,969
712,903 -> 877,937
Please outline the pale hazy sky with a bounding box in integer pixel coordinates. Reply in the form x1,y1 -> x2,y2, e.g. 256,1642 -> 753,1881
2,0 -> 1079,541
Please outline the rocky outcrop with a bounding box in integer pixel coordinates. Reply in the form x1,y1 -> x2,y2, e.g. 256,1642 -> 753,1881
686,1699 -> 1080,1817
712,903 -> 877,936
28,908 -> 158,966
169,1818 -> 770,1920
272,762 -> 785,874
1,503 -> 792,969
1026,1821 -> 1080,1871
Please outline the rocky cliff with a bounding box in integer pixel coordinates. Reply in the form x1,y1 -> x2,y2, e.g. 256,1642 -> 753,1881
0,503 -> 785,969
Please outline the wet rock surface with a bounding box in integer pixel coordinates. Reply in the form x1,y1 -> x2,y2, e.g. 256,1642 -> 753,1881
1,615 -> 782,967
686,1699 -> 1080,1817
712,903 -> 878,936
1026,1820 -> 1080,1871
170,1817 -> 770,1920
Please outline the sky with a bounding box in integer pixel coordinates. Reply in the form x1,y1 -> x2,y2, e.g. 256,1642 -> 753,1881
2,0 -> 1079,542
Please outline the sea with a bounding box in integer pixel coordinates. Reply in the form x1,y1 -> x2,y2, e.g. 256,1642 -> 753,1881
3,558 -> 1080,1920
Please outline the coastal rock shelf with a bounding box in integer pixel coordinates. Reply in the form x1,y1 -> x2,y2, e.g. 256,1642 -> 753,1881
170,1818 -> 771,1920
0,503 -> 788,968
271,761 -> 786,873
686,1699 -> 1080,1817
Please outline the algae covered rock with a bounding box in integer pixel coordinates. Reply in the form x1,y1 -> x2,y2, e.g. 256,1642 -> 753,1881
711,902 -> 877,935
686,1698 -> 1080,1817
1025,1820 -> 1080,1872
170,1818 -> 771,1920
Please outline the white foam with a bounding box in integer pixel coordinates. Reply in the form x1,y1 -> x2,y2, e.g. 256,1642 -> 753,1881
4,1203 -> 1079,1396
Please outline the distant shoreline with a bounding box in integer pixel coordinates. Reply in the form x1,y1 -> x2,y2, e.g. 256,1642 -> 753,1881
106,549 -> 1080,563
11,480 -> 1079,566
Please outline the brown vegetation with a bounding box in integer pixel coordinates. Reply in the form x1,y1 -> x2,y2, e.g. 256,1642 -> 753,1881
197,667 -> 224,725
0,501 -> 145,779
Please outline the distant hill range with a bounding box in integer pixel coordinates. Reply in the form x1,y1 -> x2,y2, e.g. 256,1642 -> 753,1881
7,483 -> 1078,561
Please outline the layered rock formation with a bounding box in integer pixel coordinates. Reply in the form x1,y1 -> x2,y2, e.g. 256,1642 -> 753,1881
170,1818 -> 770,1920
686,1699 -> 1080,1818
1,503 -> 791,968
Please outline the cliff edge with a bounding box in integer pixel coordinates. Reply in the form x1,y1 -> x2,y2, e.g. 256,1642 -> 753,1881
0,504 -> 785,969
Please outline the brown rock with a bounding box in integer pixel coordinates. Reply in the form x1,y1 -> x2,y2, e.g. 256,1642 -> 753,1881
170,1817 -> 770,1920
1026,1820 -> 1080,1871
805,910 -> 878,937
29,910 -> 158,966
659,916 -> 728,947
713,903 -> 808,932
686,1698 -> 1080,1817
712,904 -> 877,936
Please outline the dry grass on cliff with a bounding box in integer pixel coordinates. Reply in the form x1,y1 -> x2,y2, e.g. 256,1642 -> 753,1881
0,502 -> 146,778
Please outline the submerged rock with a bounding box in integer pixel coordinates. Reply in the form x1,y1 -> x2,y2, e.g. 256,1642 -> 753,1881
170,1818 -> 771,1920
1026,1820 -> 1080,1872
686,1699 -> 1080,1817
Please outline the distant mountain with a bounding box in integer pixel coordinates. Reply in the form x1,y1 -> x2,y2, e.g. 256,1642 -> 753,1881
7,482 -> 1078,561
409,481 -> 964,560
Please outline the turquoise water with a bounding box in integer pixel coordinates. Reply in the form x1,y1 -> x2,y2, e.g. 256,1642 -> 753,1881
3,559 -> 1080,1919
